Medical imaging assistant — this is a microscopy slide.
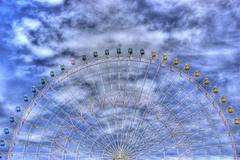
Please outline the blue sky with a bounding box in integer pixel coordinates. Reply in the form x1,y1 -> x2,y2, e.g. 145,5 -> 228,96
0,0 -> 240,159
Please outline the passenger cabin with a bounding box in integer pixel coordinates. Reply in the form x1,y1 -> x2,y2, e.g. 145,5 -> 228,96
24,95 -> 28,102
60,65 -> 65,71
128,48 -> 133,55
228,106 -> 233,113
50,71 -> 55,77
140,48 -> 145,56
194,70 -> 200,77
0,140 -> 4,147
32,86 -> 36,93
213,87 -> 219,94
151,51 -> 157,59
105,49 -> 110,56
162,54 -> 168,61
184,64 -> 190,71
173,58 -> 179,65
16,106 -> 21,112
71,58 -> 75,65
204,78 -> 209,85
4,128 -> 9,135
93,51 -> 98,58
82,55 -> 87,61
9,117 -> 15,123
234,118 -> 240,125
117,48 -> 121,55
221,96 -> 227,103
41,79 -> 46,85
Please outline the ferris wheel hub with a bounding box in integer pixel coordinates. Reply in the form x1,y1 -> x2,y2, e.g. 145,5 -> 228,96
112,150 -> 128,160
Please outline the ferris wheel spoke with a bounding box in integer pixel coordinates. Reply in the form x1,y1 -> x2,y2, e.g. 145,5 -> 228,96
124,61 -> 163,147
119,57 -> 142,150
117,58 -> 132,150
118,57 -> 133,151
133,105 -> 227,157
128,85 -> 207,152
59,78 -> 118,153
126,69 -> 188,149
80,63 -> 125,150
105,60 -> 121,153
124,58 -> 152,147
38,81 -> 117,151
30,98 -> 107,150
127,64 -> 185,147
100,58 -> 121,151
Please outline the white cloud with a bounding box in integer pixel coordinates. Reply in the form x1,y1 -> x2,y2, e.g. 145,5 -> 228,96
13,18 -> 41,45
12,18 -> 57,58
34,0 -> 64,6
31,45 -> 55,58
22,18 -> 41,30
0,68 -> 6,102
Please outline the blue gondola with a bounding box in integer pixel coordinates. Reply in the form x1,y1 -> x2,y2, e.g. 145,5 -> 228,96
9,117 -> 14,123
16,106 -> 21,112
24,95 -> 28,102
32,86 -> 36,93
4,128 -> 9,135
0,140 -> 5,147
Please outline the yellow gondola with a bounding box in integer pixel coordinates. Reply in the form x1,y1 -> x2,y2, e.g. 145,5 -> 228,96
204,78 -> 209,85
173,57 -> 179,65
221,96 -> 227,103
234,118 -> 240,125
194,70 -> 200,77
162,54 -> 168,61
184,64 -> 190,71
213,87 -> 218,93
228,106 -> 233,113
151,51 -> 157,58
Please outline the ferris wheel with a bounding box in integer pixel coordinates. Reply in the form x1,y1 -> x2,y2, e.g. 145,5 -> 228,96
0,48 -> 239,160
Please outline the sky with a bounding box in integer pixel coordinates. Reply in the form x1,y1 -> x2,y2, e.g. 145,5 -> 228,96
0,0 -> 240,159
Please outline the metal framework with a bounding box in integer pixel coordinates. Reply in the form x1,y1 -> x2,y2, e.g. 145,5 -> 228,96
0,49 -> 239,160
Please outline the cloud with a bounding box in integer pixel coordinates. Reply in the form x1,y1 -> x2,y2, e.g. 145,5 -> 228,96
12,17 -> 56,58
33,0 -> 64,6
